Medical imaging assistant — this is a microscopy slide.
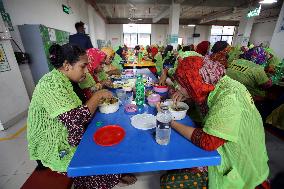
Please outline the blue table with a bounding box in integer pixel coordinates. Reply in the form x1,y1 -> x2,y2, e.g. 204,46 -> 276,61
67,69 -> 221,177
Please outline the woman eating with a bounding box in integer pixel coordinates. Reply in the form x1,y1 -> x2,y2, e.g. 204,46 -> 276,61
101,47 -> 121,76
27,44 -> 136,189
161,55 -> 270,189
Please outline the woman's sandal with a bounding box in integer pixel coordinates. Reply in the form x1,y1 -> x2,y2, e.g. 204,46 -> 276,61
117,174 -> 137,187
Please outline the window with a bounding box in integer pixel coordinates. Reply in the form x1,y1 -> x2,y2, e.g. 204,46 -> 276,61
123,24 -> 151,48
210,26 -> 235,45
178,38 -> 183,45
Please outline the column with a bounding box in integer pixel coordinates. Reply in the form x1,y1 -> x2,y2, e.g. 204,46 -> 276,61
233,11 -> 254,46
270,2 -> 284,59
168,3 -> 180,49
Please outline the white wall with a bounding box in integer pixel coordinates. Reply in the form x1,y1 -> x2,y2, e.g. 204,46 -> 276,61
106,24 -> 123,47
179,25 -> 210,45
270,2 -> 284,59
3,0 -> 89,34
0,40 -> 30,129
106,24 -> 210,47
0,0 -> 107,129
249,20 -> 277,46
151,24 -> 168,46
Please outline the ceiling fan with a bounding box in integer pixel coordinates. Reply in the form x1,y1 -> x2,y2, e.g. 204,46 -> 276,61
128,7 -> 143,23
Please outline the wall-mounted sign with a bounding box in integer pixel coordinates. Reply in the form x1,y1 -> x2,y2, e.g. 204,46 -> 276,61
247,5 -> 261,18
62,4 -> 70,14
0,44 -> 10,72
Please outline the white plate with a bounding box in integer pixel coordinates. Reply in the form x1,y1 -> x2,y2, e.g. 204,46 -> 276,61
131,114 -> 156,130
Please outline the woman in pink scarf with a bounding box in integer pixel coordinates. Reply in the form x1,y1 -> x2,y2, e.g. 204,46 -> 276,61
86,48 -> 112,87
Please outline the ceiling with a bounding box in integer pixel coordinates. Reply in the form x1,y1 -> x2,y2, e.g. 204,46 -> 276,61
87,0 -> 283,25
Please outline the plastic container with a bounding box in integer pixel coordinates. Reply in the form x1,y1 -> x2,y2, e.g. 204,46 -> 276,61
147,94 -> 161,107
99,98 -> 120,114
162,100 -> 189,120
156,106 -> 172,145
153,85 -> 168,93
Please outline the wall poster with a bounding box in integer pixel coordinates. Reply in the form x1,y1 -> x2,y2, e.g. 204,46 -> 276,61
0,44 -> 10,72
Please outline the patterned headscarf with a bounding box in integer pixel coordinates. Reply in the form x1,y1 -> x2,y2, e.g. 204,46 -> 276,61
101,47 -> 115,58
86,48 -> 106,74
210,46 -> 232,68
196,41 -> 210,56
175,56 -> 225,104
240,46 -> 268,65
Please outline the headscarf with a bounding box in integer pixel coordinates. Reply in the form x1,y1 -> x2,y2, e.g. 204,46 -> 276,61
86,48 -> 106,74
210,46 -> 232,68
240,46 -> 268,65
196,41 -> 210,56
150,46 -> 159,58
175,56 -> 225,104
101,47 -> 115,58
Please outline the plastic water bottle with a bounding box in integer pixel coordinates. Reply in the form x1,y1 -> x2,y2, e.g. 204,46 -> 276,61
135,74 -> 145,106
156,106 -> 172,145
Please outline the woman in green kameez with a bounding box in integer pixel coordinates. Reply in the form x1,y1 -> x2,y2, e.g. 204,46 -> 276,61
161,55 -> 269,189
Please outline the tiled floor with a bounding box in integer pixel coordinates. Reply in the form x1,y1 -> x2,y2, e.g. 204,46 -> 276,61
0,117 -> 284,189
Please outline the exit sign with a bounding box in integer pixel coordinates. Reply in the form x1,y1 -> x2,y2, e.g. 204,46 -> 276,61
62,4 -> 70,14
247,5 -> 261,18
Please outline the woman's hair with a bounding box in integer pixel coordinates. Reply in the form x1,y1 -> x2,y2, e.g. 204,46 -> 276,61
162,45 -> 173,59
211,41 -> 229,54
49,43 -> 86,68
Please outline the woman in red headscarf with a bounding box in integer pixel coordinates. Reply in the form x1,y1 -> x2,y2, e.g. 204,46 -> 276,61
160,56 -> 270,189
78,48 -> 114,99
196,41 -> 210,56
87,48 -> 113,87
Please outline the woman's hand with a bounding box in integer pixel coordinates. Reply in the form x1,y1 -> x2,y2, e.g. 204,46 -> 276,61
101,80 -> 113,88
86,89 -> 113,114
95,83 -> 102,91
159,69 -> 167,86
94,89 -> 113,100
172,91 -> 187,105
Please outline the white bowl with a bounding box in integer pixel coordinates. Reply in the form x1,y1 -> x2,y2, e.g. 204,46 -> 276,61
99,101 -> 119,114
162,100 -> 189,120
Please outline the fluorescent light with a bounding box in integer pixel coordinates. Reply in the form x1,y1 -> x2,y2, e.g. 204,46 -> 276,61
259,0 -> 277,4
138,18 -> 143,21
188,24 -> 196,27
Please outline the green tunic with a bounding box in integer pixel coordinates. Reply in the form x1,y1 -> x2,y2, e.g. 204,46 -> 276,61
112,53 -> 123,71
204,76 -> 269,189
27,69 -> 81,172
226,59 -> 269,97
154,52 -> 163,75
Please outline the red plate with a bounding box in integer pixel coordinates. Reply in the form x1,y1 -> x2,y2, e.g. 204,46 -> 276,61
93,125 -> 125,146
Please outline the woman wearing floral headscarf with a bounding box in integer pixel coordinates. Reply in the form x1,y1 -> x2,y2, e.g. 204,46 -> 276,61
160,55 -> 269,189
